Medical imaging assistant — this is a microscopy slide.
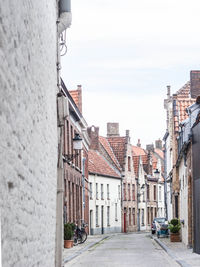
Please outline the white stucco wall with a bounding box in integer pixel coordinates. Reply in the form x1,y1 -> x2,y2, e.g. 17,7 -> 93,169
89,174 -> 121,235
0,1 -> 58,266
179,159 -> 188,246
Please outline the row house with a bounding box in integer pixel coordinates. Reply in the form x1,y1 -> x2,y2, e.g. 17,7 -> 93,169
163,70 -> 200,253
87,126 -> 122,235
106,123 -> 138,233
61,80 -> 90,230
132,141 -> 165,231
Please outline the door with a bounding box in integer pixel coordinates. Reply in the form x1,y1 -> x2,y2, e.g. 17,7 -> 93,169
124,211 -> 127,233
101,206 -> 104,234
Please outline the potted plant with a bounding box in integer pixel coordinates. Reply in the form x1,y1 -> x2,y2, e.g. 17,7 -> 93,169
64,223 -> 74,248
168,218 -> 181,242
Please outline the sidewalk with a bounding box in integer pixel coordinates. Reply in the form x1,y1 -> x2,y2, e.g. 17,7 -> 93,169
63,234 -> 112,266
154,236 -> 200,267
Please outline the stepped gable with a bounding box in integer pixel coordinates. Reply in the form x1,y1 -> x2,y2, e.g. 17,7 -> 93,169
107,136 -> 126,169
99,136 -> 121,171
132,145 -> 148,176
88,150 -> 120,178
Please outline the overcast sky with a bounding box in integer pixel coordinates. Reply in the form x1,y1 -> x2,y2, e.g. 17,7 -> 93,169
61,0 -> 200,147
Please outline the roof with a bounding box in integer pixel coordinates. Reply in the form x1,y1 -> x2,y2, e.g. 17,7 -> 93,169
173,82 -> 196,132
132,146 -> 148,176
69,87 -> 82,113
99,136 -> 121,171
88,150 -> 121,178
107,137 -> 126,169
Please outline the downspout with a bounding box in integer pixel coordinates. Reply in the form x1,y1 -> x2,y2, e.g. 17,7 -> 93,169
163,140 -> 168,220
55,1 -> 72,267
82,157 -> 86,222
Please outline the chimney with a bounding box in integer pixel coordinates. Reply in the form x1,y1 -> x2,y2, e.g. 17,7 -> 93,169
155,139 -> 162,150
167,85 -> 171,99
137,139 -> 141,147
146,144 -> 154,152
107,123 -> 119,137
190,71 -> 200,99
87,126 -> 99,151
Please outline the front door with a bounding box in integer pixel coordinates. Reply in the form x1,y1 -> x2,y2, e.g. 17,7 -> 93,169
124,212 -> 127,233
101,206 -> 104,234
90,210 -> 93,235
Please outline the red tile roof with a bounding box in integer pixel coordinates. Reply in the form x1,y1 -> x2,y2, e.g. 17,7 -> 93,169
173,82 -> 196,132
99,136 -> 121,171
69,87 -> 82,113
88,150 -> 120,178
107,137 -> 126,169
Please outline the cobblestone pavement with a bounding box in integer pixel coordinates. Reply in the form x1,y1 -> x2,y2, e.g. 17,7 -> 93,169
63,232 -> 179,267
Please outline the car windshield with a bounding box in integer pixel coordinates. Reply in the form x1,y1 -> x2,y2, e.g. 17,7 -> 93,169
156,218 -> 165,223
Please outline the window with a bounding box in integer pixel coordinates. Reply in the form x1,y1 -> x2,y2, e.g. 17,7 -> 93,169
159,186 -> 161,201
132,184 -> 135,201
115,203 -> 118,221
101,184 -> 104,200
96,205 -> 99,226
96,183 -> 98,199
107,206 -> 110,226
107,184 -> 110,199
118,185 -> 121,199
154,185 -> 157,201
147,184 -> 150,200
89,182 -> 93,200
128,156 -> 131,171
123,183 -> 126,201
132,208 -> 135,225
128,184 -> 131,201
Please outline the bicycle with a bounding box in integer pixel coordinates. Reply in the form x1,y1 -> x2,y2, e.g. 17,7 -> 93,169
73,222 -> 88,245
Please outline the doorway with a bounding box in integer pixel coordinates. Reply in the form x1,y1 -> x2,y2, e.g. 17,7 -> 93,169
101,206 -> 104,234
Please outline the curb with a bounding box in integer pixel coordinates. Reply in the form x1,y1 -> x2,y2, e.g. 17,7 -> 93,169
154,237 -> 191,267
63,235 -> 110,265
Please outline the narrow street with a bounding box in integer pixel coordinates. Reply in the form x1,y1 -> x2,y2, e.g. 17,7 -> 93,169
65,233 -> 179,267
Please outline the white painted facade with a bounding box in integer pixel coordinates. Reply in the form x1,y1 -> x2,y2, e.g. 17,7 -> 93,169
137,157 -> 147,231
156,159 -> 165,218
89,174 -> 121,235
179,158 -> 188,246
0,1 -> 58,266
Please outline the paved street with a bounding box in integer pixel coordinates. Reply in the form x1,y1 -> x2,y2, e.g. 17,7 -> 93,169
64,233 -> 179,267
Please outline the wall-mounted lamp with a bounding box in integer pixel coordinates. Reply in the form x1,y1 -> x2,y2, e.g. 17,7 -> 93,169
64,133 -> 82,162
154,169 -> 160,179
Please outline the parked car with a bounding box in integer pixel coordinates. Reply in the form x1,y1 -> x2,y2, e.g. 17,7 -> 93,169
151,217 -> 166,234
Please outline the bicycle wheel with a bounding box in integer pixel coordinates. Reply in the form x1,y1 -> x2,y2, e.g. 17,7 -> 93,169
73,236 -> 78,246
80,231 -> 87,243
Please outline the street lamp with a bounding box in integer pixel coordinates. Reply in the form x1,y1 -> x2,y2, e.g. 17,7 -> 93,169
154,169 -> 160,179
64,133 -> 83,162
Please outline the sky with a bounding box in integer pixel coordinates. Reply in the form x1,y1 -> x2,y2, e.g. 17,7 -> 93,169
61,0 -> 200,147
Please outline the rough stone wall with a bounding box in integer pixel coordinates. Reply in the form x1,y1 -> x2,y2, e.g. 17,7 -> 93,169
0,1 -> 58,266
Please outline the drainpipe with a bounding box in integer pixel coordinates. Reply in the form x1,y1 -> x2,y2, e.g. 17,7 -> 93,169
55,1 -> 72,267
82,157 -> 86,222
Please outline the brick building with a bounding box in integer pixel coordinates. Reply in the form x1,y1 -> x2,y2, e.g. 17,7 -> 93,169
163,70 -> 200,250
107,123 -> 137,232
61,81 -> 90,229
87,126 -> 122,235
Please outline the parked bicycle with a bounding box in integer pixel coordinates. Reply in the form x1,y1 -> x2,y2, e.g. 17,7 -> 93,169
73,222 -> 88,246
